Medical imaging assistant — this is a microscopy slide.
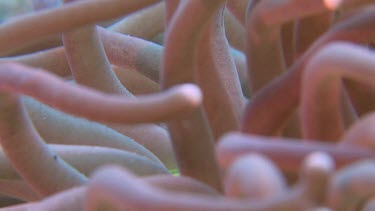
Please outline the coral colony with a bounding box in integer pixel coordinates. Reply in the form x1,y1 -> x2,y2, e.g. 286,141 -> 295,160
0,0 -> 374,210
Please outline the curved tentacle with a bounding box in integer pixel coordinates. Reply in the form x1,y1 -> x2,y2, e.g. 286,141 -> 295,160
23,97 -> 162,164
242,8 -> 375,135
328,160 -> 375,211
108,2 -> 166,41
84,153 -> 332,211
62,9 -> 176,169
194,3 -> 244,140
341,112 -> 375,149
0,0 -> 161,55
0,92 -> 86,197
216,132 -> 374,176
161,0 -> 224,191
301,42 -> 375,141
0,63 -> 202,124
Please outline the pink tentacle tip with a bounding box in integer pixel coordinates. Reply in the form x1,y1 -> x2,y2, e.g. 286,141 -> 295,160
304,151 -> 335,175
324,0 -> 342,10
177,84 -> 203,107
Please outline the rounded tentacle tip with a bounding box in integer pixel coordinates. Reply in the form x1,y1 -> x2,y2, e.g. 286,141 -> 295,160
304,151 -> 335,175
301,152 -> 335,205
177,83 -> 203,107
324,0 -> 342,10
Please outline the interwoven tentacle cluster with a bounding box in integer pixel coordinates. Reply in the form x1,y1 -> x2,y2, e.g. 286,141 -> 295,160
0,0 -> 374,210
